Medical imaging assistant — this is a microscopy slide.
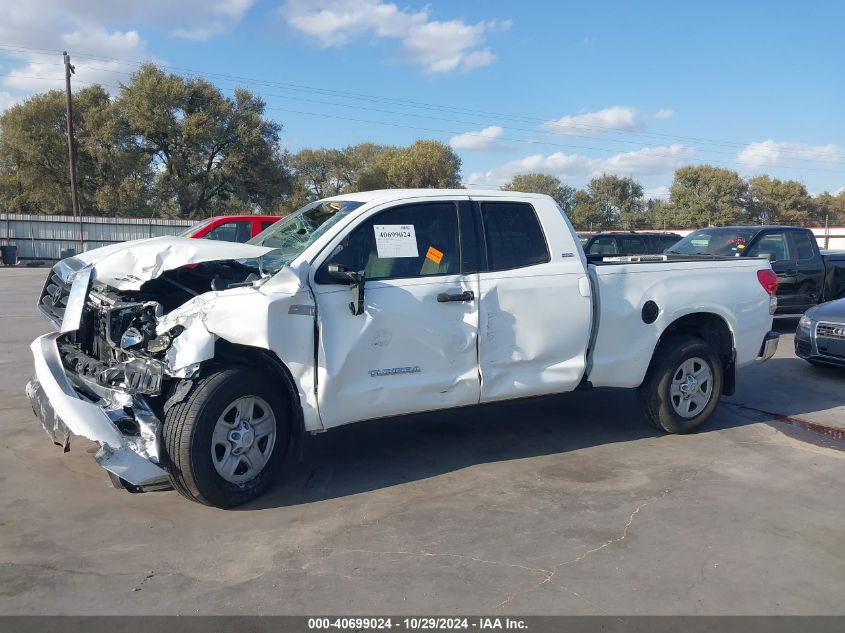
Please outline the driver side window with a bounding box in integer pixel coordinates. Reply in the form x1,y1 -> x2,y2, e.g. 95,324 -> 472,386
747,232 -> 791,262
320,202 -> 461,282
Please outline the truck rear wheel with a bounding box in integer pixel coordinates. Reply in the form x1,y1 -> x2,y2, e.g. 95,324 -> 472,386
163,367 -> 290,508
637,335 -> 723,434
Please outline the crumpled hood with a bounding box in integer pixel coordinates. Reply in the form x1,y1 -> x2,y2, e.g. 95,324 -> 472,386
73,235 -> 275,291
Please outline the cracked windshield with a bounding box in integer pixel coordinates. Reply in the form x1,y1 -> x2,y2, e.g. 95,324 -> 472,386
248,200 -> 365,274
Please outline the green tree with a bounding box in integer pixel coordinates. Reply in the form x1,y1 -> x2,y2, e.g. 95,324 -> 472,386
283,140 -> 460,212
569,188 -> 604,229
0,90 -> 73,214
335,143 -> 389,192
814,190 -> 845,226
117,64 -> 289,218
647,199 -> 677,230
0,86 -> 151,215
669,166 -> 747,227
285,143 -> 392,210
573,174 -> 645,229
287,147 -> 344,203
78,88 -> 156,216
501,173 -> 575,213
746,175 -> 816,225
374,140 -> 462,189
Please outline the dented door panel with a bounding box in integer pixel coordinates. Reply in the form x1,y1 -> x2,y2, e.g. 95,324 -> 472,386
478,272 -> 591,401
314,274 -> 480,428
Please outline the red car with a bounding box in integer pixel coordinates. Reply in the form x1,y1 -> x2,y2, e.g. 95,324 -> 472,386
179,215 -> 284,243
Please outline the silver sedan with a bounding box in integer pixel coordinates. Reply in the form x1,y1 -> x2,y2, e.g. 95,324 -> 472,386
795,298 -> 845,367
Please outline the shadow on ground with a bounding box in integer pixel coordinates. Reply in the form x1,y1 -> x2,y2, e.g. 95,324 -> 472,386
241,332 -> 845,510
241,386 -> 764,511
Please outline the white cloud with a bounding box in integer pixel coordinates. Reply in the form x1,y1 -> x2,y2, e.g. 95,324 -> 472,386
449,126 -> 504,151
468,144 -> 694,187
737,139 -> 844,167
280,0 -> 509,73
173,0 -> 255,39
600,144 -> 693,176
654,108 -> 674,119
0,91 -> 21,112
543,106 -> 643,137
0,1 -> 253,97
3,31 -> 147,93
643,185 -> 670,200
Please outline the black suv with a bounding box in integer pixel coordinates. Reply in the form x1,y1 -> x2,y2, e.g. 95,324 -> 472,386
582,232 -> 682,257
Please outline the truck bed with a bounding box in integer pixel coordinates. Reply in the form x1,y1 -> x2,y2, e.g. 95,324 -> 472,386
585,255 -> 773,389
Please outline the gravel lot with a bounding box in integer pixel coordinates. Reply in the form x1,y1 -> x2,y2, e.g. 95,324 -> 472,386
1,267 -> 844,615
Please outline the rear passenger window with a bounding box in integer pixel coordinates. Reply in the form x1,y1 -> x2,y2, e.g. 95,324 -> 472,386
789,232 -> 817,261
480,202 -> 550,271
587,236 -> 619,256
747,232 -> 791,262
620,237 -> 647,254
654,236 -> 681,252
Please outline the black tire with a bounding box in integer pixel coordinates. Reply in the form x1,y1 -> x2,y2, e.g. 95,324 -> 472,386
162,367 -> 290,508
637,335 -> 723,434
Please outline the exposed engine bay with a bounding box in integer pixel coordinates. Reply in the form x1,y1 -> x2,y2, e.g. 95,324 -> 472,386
26,230 -> 324,498
56,260 -> 262,401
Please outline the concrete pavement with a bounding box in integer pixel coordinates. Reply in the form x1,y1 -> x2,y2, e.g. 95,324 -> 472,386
0,267 -> 843,615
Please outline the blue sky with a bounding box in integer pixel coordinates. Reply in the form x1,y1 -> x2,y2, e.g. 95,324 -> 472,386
1,0 -> 843,197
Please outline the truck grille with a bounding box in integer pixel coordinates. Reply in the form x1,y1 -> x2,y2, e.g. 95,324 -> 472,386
816,322 -> 845,341
39,271 -> 72,326
37,258 -> 87,328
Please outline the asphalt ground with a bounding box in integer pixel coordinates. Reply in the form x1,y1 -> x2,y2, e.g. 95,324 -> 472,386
0,267 -> 843,615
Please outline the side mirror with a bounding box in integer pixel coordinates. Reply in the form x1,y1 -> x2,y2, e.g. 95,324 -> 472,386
326,262 -> 360,284
325,263 -> 366,316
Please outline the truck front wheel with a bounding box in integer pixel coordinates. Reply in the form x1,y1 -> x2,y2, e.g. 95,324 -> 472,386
163,367 -> 290,507
637,335 -> 723,434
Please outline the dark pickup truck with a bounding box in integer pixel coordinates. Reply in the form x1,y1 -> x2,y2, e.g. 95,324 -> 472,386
668,226 -> 845,315
582,231 -> 682,257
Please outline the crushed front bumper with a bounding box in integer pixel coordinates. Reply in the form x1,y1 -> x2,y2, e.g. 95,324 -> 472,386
26,333 -> 170,488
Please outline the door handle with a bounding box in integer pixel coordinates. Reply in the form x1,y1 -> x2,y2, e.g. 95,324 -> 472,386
437,290 -> 475,303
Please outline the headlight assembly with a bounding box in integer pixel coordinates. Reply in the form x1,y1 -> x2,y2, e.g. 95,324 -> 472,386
798,314 -> 813,334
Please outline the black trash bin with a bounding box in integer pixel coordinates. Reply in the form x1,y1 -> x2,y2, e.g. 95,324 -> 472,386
1,245 -> 17,266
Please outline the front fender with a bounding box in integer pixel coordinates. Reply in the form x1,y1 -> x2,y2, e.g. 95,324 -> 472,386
155,284 -> 322,432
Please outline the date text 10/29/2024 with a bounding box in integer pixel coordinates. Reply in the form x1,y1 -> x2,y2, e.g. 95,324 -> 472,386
308,617 -> 528,630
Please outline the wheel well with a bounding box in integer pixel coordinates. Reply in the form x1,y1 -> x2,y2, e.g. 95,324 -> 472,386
656,313 -> 736,396
210,340 -> 306,454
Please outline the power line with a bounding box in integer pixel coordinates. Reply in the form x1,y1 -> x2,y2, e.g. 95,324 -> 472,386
0,42 -> 837,162
255,105 -> 845,175
13,73 -> 845,175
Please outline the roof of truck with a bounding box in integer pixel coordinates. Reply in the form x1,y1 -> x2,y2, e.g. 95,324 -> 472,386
695,225 -> 806,232
588,231 -> 682,236
326,189 -> 553,204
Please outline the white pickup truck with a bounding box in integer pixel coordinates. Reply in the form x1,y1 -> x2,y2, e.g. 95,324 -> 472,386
27,189 -> 780,507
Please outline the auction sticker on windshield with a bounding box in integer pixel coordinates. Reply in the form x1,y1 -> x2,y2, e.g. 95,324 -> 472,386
374,225 -> 418,258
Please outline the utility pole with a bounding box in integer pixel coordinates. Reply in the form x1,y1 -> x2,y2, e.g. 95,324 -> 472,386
825,213 -> 830,249
63,51 -> 84,253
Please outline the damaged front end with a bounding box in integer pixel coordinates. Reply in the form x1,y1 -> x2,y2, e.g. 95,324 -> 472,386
26,237 -> 275,492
